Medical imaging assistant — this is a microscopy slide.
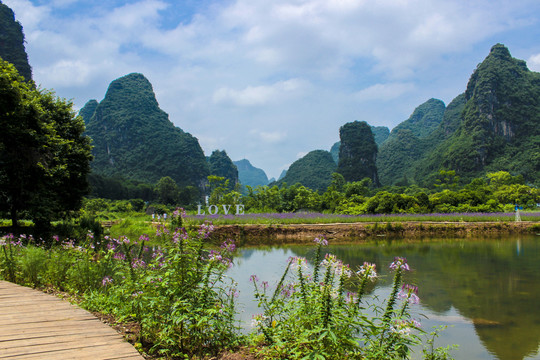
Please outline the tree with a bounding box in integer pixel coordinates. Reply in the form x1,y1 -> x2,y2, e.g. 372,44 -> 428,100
0,59 -> 92,235
155,176 -> 179,205
208,150 -> 238,189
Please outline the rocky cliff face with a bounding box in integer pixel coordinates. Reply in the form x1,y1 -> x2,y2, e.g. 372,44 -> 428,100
337,121 -> 379,185
441,44 -> 540,179
410,44 -> 540,185
0,2 -> 32,80
81,73 -> 209,187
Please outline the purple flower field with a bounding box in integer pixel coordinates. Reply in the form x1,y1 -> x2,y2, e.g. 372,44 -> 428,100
186,211 -> 540,225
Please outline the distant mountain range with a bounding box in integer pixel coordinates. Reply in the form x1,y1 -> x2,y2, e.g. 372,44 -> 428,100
234,159 -> 269,188
1,1 -> 537,193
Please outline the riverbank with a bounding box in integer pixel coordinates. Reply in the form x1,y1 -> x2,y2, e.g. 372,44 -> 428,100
210,221 -> 540,244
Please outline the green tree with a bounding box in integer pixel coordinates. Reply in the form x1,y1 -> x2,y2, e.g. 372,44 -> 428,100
155,176 -> 179,205
208,150 -> 238,190
0,59 -> 92,235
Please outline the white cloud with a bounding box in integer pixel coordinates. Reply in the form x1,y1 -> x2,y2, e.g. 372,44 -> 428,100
354,83 -> 415,102
5,0 -> 540,178
213,79 -> 305,106
528,54 -> 540,72
249,130 -> 287,144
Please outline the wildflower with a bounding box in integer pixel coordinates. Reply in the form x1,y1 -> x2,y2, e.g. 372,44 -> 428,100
198,221 -> 215,238
131,259 -> 146,269
357,262 -> 378,280
86,231 -> 94,240
131,291 -> 143,298
389,257 -> 410,271
399,284 -> 420,304
314,235 -> 328,246
250,274 -> 259,283
208,249 -> 223,262
139,234 -> 150,243
120,236 -> 130,245
390,320 -> 412,336
102,276 -> 113,287
281,283 -> 295,297
337,263 -> 353,278
345,292 -> 358,305
221,239 -> 236,252
53,235 -> 60,243
113,252 -> 126,261
251,314 -> 268,328
289,256 -> 308,272
321,253 -> 338,267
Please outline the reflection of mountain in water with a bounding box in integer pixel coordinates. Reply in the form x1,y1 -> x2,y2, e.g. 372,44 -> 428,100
289,237 -> 540,360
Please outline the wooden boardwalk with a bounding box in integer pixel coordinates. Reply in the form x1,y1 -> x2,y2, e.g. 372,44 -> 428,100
0,281 -> 144,359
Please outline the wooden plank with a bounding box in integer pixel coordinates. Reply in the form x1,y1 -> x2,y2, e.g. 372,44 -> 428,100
0,281 -> 144,359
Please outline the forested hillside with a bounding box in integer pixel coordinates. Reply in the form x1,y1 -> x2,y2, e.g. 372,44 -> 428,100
275,150 -> 336,192
413,44 -> 540,186
0,1 -> 32,80
377,99 -> 446,185
81,73 -> 209,188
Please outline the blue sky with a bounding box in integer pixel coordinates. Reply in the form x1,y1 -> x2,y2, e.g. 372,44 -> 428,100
5,0 -> 540,179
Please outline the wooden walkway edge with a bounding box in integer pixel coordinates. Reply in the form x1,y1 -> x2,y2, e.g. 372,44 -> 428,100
0,281 -> 144,359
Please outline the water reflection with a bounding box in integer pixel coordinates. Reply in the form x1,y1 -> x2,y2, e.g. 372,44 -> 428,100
228,235 -> 540,360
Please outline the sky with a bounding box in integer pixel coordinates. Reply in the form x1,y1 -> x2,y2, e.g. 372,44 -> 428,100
5,0 -> 540,179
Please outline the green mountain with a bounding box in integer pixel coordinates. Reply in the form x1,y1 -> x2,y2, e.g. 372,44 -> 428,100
0,1 -> 32,80
208,150 -> 238,186
337,121 -> 379,185
414,44 -> 540,186
377,99 -> 446,186
81,73 -> 209,188
330,125 -> 389,163
234,159 -> 269,187
275,150 -> 336,192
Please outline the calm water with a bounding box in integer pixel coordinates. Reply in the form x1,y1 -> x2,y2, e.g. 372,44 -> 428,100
227,235 -> 540,360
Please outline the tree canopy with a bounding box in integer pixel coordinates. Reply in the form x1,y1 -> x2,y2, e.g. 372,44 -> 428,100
0,59 -> 92,234
208,150 -> 238,190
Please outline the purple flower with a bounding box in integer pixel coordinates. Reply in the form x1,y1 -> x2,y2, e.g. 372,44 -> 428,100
113,252 -> 126,261
139,234 -> 150,243
358,262 -> 378,280
314,235 -> 328,246
221,239 -> 236,252
389,257 -> 410,271
131,259 -> 146,269
399,284 -> 420,304
102,276 -> 113,287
